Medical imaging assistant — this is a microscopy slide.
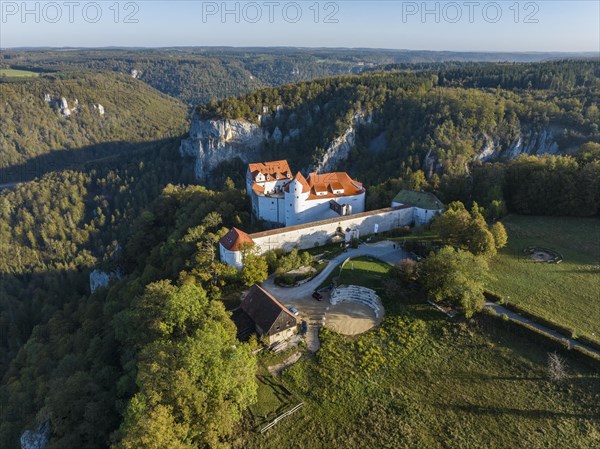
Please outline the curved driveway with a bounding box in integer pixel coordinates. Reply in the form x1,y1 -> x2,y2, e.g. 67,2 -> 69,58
261,240 -> 410,301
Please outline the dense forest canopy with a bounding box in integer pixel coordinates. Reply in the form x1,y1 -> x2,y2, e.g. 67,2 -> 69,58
196,60 -> 599,184
2,48 -> 595,105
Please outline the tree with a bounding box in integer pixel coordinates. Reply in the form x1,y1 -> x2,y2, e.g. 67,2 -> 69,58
241,246 -> 268,286
431,201 -> 471,247
467,218 -> 497,258
419,246 -> 488,318
490,222 -> 508,249
547,352 -> 567,383
394,258 -> 419,284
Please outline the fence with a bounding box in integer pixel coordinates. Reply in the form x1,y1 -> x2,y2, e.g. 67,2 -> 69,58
259,402 -> 305,434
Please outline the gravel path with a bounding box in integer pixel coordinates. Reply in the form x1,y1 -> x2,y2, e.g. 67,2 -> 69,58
485,302 -> 600,357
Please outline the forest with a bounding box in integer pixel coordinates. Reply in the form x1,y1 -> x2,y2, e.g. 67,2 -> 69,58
0,56 -> 599,448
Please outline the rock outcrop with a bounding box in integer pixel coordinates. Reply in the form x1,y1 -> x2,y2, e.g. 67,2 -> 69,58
59,97 -> 71,117
179,115 -> 266,182
477,125 -> 562,162
93,103 -> 105,115
20,421 -> 51,449
313,112 -> 372,173
89,269 -> 121,293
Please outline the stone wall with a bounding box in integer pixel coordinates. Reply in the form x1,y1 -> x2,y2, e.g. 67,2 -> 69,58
250,206 -> 414,254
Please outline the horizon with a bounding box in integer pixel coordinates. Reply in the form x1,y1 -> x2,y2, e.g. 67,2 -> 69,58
1,1 -> 599,52
2,45 -> 599,54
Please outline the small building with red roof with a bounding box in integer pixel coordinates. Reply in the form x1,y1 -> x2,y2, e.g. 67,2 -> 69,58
219,227 -> 254,269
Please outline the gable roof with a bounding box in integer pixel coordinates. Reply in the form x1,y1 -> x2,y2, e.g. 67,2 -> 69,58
241,284 -> 297,336
219,227 -> 254,252
392,190 -> 444,210
284,171 -> 310,193
248,160 -> 292,182
305,172 -> 364,200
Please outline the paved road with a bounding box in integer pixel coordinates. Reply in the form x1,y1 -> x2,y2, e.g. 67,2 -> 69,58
262,240 -> 409,301
486,302 -> 600,357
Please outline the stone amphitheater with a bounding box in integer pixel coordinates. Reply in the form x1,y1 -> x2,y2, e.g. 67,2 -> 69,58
325,285 -> 384,335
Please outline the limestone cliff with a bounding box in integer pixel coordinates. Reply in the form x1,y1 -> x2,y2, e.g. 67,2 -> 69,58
179,114 -> 267,182
313,112 -> 372,173
20,421 -> 50,449
477,125 -> 562,162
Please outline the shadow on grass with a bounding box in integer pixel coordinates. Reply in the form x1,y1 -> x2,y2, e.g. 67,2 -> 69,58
249,374 -> 298,428
436,403 -> 600,420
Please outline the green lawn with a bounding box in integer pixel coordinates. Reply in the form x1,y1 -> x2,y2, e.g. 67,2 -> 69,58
0,69 -> 39,78
318,256 -> 392,292
240,296 -> 600,449
487,215 -> 600,342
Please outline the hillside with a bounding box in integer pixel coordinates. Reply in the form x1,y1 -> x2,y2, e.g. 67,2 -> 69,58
182,60 -> 599,186
0,72 -> 187,174
3,48 -> 596,106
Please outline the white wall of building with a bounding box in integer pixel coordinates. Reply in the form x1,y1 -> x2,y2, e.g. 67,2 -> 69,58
219,245 -> 243,269
256,196 -> 286,224
413,207 -> 442,226
284,190 -> 365,226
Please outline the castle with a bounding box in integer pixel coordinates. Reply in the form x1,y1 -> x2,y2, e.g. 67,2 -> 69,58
218,159 -> 444,270
246,160 -> 366,226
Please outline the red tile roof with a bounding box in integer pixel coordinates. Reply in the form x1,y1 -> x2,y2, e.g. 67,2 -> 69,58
284,171 -> 310,193
248,160 -> 292,182
306,172 -> 364,200
219,227 -> 254,251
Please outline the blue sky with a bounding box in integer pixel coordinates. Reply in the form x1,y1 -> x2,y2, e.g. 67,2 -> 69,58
1,1 -> 599,51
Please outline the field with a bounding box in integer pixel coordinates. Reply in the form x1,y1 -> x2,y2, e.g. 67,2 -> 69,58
319,256 -> 392,291
241,299 -> 600,448
0,69 -> 40,78
486,215 -> 600,343
239,246 -> 600,449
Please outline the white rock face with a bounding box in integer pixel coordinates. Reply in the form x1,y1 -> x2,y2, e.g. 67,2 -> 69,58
271,127 -> 283,143
89,269 -> 122,293
130,69 -> 140,79
20,421 -> 50,449
59,97 -> 71,117
477,125 -> 562,161
179,114 -> 266,182
43,93 -> 52,103
314,112 -> 372,173
93,103 -> 105,115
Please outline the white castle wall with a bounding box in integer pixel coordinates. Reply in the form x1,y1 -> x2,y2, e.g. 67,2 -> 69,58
284,191 -> 365,226
250,206 -> 414,254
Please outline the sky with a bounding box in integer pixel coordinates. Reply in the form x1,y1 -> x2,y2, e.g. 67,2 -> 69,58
1,1 -> 599,51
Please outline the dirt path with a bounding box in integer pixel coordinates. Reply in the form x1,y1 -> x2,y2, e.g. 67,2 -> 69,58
305,324 -> 321,352
268,352 -> 302,376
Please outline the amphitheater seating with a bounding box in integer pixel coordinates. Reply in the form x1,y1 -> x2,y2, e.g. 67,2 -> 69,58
329,286 -> 384,319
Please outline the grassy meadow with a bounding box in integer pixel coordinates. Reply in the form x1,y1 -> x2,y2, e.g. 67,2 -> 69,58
0,69 -> 40,78
319,256 -> 392,292
487,215 -> 600,343
241,300 -> 600,448
239,249 -> 600,449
